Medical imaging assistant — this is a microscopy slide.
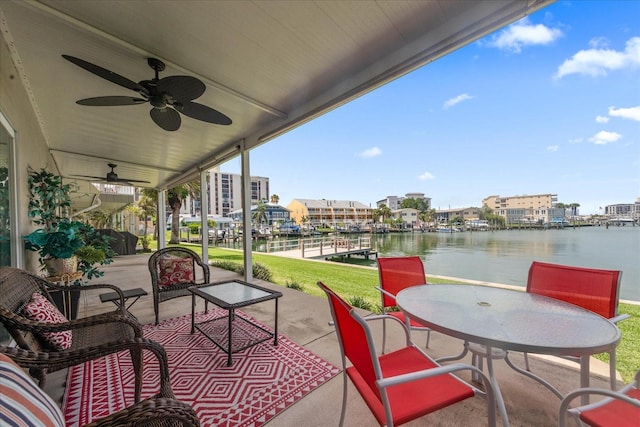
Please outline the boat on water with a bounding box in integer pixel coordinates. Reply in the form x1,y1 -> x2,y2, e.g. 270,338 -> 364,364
437,227 -> 462,233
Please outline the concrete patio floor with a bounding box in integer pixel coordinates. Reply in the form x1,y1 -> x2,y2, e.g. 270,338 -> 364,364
44,253 -> 617,426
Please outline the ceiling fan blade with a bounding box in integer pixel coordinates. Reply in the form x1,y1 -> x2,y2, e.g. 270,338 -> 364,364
71,174 -> 108,180
114,178 -> 150,184
157,76 -> 205,101
76,96 -> 147,106
62,55 -> 147,94
177,101 -> 232,125
150,107 -> 181,131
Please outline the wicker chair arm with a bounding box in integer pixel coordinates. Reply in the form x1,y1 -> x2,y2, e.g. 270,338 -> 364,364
0,338 -> 173,395
1,308 -> 143,337
84,397 -> 200,427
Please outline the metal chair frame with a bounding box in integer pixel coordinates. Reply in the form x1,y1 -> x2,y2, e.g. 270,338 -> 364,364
559,369 -> 640,427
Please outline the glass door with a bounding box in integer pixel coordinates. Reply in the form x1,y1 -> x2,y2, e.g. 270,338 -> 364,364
0,111 -> 16,267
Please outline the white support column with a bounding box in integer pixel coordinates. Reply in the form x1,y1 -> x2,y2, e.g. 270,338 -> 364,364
157,190 -> 167,249
200,169 -> 209,264
240,140 -> 253,282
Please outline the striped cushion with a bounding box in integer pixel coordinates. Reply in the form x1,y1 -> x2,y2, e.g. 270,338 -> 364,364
0,353 -> 65,427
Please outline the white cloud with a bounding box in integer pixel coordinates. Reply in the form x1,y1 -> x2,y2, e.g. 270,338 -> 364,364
443,93 -> 473,110
595,115 -> 609,123
589,37 -> 610,49
609,106 -> 640,122
568,137 -> 583,144
358,147 -> 382,158
555,36 -> 640,79
418,171 -> 435,180
488,18 -> 562,53
547,145 -> 559,152
589,131 -> 622,145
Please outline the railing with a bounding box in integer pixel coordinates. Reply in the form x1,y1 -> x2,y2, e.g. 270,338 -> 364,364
265,236 -> 372,257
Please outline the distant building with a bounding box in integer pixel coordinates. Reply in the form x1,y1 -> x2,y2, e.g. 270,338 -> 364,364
287,199 -> 373,227
482,194 -> 565,225
390,208 -> 420,227
605,199 -> 640,221
228,204 -> 290,226
435,207 -> 481,223
178,167 -> 270,218
377,193 -> 432,210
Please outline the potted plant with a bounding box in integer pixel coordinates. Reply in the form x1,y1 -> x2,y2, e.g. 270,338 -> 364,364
23,218 -> 84,275
23,168 -> 114,279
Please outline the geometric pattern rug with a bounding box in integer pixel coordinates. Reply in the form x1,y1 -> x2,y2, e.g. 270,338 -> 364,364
63,309 -> 340,426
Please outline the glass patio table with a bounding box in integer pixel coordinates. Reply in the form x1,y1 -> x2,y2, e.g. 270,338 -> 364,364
396,284 -> 621,420
189,280 -> 282,366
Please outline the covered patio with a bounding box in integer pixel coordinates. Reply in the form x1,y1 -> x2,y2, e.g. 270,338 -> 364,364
3,1 -> 620,425
39,253 -> 614,426
2,0 -> 554,274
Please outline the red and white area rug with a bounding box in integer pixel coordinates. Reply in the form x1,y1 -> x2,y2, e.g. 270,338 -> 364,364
63,309 -> 340,426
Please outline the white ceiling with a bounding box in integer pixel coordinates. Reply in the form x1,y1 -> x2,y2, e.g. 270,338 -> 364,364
1,0 -> 552,192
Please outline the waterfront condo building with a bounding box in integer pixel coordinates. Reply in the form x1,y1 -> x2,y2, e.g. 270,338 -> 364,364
287,199 -> 373,228
482,194 -> 566,225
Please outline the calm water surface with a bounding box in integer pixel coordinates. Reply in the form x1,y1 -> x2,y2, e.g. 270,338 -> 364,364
371,226 -> 639,302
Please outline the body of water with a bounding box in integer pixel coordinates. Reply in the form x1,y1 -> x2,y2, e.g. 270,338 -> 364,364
370,226 -> 639,302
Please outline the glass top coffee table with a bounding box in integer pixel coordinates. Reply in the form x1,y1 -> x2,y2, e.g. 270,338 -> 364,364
189,280 -> 282,366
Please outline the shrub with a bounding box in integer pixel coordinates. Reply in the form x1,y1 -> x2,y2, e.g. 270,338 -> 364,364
286,280 -> 304,291
210,260 -> 272,281
347,295 -> 372,311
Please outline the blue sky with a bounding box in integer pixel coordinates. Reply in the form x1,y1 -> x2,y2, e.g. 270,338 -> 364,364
222,1 -> 639,215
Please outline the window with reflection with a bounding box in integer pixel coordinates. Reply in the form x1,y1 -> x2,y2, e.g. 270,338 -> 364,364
0,114 -> 12,267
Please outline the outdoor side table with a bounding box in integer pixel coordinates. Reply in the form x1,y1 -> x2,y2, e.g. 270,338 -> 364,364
99,288 -> 148,315
189,280 -> 282,366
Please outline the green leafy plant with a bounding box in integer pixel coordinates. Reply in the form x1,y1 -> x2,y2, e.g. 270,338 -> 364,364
23,167 -> 114,279
24,218 -> 84,262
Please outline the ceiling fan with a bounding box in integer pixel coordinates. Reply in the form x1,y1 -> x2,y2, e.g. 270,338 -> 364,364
62,55 -> 232,131
72,163 -> 150,186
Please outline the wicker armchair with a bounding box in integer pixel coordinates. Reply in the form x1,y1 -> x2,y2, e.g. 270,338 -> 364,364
0,267 -> 146,402
1,340 -> 200,426
148,247 -> 210,324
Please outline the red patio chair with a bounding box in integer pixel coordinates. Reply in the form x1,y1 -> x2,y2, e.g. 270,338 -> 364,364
559,368 -> 640,427
524,261 -> 628,389
376,256 -> 431,352
318,281 -> 506,427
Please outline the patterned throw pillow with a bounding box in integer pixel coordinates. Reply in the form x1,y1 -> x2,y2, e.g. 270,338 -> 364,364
0,353 -> 65,427
22,292 -> 73,350
158,257 -> 194,287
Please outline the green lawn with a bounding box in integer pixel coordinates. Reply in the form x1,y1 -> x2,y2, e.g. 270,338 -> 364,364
168,243 -> 639,382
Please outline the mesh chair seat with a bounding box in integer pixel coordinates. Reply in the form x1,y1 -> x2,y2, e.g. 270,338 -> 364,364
559,369 -> 640,427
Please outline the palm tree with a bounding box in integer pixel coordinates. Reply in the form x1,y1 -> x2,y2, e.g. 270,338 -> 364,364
168,180 -> 199,244
252,200 -> 269,228
270,194 -> 280,204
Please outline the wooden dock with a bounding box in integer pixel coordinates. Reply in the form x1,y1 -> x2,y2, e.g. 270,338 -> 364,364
264,236 -> 375,260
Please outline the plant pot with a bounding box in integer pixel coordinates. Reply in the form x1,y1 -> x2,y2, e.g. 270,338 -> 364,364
50,285 -> 81,320
45,256 -> 78,276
